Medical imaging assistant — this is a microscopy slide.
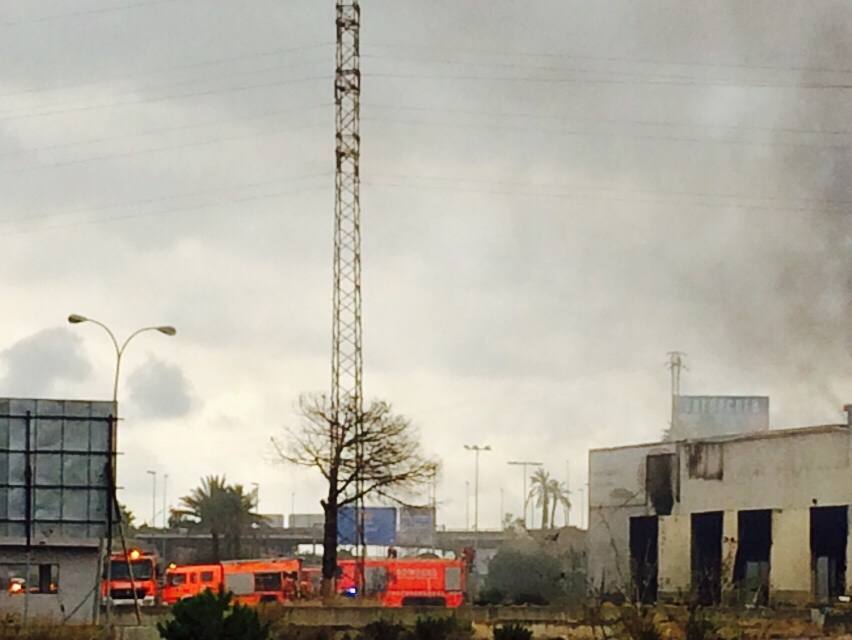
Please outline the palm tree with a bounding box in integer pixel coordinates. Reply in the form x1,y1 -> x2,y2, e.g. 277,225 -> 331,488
222,483 -> 258,559
174,475 -> 259,561
528,469 -> 552,529
547,479 -> 571,529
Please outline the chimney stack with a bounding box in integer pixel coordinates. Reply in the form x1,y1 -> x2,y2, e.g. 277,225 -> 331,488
844,404 -> 852,427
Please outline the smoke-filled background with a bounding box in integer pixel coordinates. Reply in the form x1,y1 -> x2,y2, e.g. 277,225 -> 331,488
0,0 -> 850,529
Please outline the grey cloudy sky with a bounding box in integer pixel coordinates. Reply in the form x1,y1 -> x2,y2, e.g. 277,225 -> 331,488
1,0 -> 851,529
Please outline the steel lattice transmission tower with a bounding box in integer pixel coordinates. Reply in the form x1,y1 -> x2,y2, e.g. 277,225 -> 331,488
332,1 -> 362,430
332,0 -> 365,583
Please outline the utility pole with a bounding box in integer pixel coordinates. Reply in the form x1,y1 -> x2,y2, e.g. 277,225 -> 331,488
667,351 -> 686,439
464,481 -> 470,530
464,444 -> 490,531
250,482 -> 260,512
162,474 -> 168,528
146,470 -> 156,527
565,460 -> 571,527
507,460 -> 542,528
333,0 -> 364,590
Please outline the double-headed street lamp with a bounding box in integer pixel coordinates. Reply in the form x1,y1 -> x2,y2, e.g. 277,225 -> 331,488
463,444 -> 490,531
68,314 -> 176,624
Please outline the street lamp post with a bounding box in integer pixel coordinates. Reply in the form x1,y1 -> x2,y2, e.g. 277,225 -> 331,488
507,460 -> 542,528
251,482 -> 260,512
162,474 -> 169,528
68,314 -> 176,626
463,444 -> 490,531
146,470 -> 157,527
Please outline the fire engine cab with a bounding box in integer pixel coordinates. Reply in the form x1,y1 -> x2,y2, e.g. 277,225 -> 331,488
102,548 -> 159,607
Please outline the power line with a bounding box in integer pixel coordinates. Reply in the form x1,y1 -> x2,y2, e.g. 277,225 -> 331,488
366,171 -> 852,209
0,171 -> 331,227
0,74 -> 332,124
366,71 -> 852,91
1,0 -> 183,28
368,41 -> 852,78
362,177 -> 848,217
0,42 -> 333,101
0,184 -> 329,236
363,102 -> 852,137
0,57 -> 329,118
0,120 -> 328,176
0,103 -> 331,160
361,115 -> 852,152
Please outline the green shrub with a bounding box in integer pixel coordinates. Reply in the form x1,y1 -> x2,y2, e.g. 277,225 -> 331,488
360,620 -> 408,640
272,628 -> 333,640
412,616 -> 471,640
484,548 -> 585,605
157,589 -> 269,640
475,587 -> 505,605
619,607 -> 661,640
685,608 -> 718,640
493,623 -> 534,640
0,620 -> 101,640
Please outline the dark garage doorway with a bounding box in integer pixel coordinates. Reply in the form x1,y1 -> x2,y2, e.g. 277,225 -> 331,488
811,506 -> 848,602
692,511 -> 723,605
629,516 -> 658,603
735,509 -> 771,606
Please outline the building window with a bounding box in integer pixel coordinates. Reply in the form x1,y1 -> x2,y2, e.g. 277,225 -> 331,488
646,453 -> 678,515
1,564 -> 59,594
687,442 -> 723,480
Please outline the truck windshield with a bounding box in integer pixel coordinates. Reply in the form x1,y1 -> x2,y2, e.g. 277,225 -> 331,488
167,573 -> 186,586
254,572 -> 282,591
106,560 -> 154,581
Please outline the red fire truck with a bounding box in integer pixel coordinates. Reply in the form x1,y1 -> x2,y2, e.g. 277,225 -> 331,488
162,558 -> 302,606
102,548 -> 159,607
336,557 -> 466,607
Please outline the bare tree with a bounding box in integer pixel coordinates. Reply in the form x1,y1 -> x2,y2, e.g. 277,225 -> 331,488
272,393 -> 435,596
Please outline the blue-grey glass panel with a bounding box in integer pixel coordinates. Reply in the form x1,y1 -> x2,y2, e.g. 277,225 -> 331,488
35,420 -> 61,451
63,456 -> 88,486
34,489 -> 61,520
64,490 -> 88,521
8,488 -> 26,519
8,455 -> 25,486
35,454 -> 61,485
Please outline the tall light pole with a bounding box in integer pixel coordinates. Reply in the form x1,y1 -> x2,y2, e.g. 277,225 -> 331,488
162,473 -> 169,528
146,470 -> 157,527
251,482 -> 260,511
507,460 -> 542,528
463,444 -> 490,531
68,314 -> 176,625
464,481 -> 470,530
565,460 -> 571,527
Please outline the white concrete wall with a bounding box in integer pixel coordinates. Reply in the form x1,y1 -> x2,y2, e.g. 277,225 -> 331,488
0,546 -> 100,623
721,510 -> 738,596
769,508 -> 811,604
587,442 -> 676,596
587,505 -> 645,595
680,429 -> 852,514
590,442 -> 676,510
658,514 -> 690,598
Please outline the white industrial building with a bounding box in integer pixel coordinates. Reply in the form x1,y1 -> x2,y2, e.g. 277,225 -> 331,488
588,398 -> 852,606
